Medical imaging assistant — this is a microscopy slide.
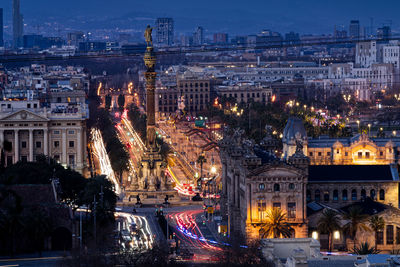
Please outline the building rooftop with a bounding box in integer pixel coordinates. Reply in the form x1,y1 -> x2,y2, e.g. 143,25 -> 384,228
308,164 -> 399,182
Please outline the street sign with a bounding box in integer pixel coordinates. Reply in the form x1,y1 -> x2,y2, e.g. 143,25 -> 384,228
207,207 -> 214,214
214,215 -> 222,221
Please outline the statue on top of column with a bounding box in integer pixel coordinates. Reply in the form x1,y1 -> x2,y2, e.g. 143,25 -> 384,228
144,25 -> 153,47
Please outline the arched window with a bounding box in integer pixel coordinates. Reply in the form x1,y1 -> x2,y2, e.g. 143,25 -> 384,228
289,183 -> 295,190
306,190 -> 311,202
315,190 -> 321,202
342,190 -> 348,201
352,189 -> 357,201
274,184 -> 280,192
324,191 -> 330,202
259,183 -> 265,190
361,189 -> 366,200
333,190 -> 339,201
370,189 -> 376,200
379,189 -> 385,200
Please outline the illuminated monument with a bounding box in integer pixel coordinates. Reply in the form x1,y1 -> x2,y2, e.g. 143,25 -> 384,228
125,26 -> 177,204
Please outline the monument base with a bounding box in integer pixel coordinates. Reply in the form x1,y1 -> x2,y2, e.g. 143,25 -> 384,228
122,189 -> 183,205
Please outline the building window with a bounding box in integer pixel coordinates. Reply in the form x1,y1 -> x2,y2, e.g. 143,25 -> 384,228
69,141 -> 74,148
309,152 -> 313,156
358,152 -> 362,159
273,184 -> 280,192
306,190 -> 311,202
69,155 -> 75,166
365,152 -> 370,159
380,151 -> 383,156
21,141 -> 27,148
342,190 -> 348,201
377,231 -> 384,245
397,227 -> 400,244
327,152 -> 331,156
287,203 -> 296,218
370,189 -> 376,200
259,183 -> 265,190
273,202 -> 281,209
387,225 -> 394,245
336,149 -> 339,154
333,190 -> 338,201
315,190 -> 321,202
68,130 -> 75,135
54,155 -> 60,162
345,152 -> 348,156
361,189 -> 366,199
351,189 -> 357,201
258,201 -> 266,221
379,189 -> 385,200
53,130 -> 60,135
36,141 -> 41,148
54,141 -> 60,148
324,191 -> 329,202
7,156 -> 13,166
318,152 -> 322,156
289,183 -> 295,190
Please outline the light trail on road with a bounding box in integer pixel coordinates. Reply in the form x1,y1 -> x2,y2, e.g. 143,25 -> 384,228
91,128 -> 121,195
116,212 -> 154,250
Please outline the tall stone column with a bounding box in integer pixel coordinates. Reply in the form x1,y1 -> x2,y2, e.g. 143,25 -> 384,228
14,130 -> 19,163
43,129 -> 48,156
77,129 -> 82,169
62,129 -> 67,164
0,130 -> 4,149
29,129 -> 34,161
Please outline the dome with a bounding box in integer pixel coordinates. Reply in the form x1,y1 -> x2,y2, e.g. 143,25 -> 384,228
283,117 -> 307,142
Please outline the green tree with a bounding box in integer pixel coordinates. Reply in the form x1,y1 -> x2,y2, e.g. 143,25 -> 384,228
117,94 -> 125,111
23,207 -> 53,256
342,206 -> 371,250
105,94 -> 112,110
317,209 -> 341,252
369,215 -> 385,250
197,154 -> 207,179
351,242 -> 379,255
259,208 -> 293,238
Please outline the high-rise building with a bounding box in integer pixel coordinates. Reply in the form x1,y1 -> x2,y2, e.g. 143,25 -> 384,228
0,8 -> 4,47
213,33 -> 228,44
349,20 -> 360,39
13,0 -> 24,48
377,26 -> 391,40
193,26 -> 204,46
156,18 -> 174,46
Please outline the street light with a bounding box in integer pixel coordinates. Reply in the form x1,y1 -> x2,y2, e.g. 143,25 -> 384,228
356,120 -> 360,132
368,124 -> 371,137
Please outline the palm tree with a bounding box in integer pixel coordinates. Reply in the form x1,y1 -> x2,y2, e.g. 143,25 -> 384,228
259,208 -> 293,238
351,242 -> 379,255
317,209 -> 341,252
196,155 -> 207,179
369,215 -> 385,250
342,206 -> 371,250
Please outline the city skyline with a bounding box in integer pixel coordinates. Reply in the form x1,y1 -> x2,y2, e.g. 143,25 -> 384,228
1,0 -> 400,36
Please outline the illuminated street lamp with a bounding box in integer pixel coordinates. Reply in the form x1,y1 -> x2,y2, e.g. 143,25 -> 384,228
356,120 -> 360,132
211,166 -> 217,175
368,124 -> 371,137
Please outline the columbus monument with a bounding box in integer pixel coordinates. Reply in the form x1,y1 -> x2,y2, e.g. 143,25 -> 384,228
125,26 -> 177,204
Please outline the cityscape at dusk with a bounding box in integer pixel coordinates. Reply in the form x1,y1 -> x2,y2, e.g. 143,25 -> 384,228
2,1 -> 400,266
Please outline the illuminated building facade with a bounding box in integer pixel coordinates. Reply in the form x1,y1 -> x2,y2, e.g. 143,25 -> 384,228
220,129 -> 309,240
0,98 -> 88,174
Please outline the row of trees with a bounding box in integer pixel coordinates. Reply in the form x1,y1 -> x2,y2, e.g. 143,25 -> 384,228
257,206 -> 385,254
201,98 -> 352,143
317,206 -> 384,253
94,108 -> 129,182
0,157 -> 117,256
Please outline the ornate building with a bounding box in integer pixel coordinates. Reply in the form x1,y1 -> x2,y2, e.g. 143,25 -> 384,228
220,128 -> 309,239
283,120 -> 400,165
0,99 -> 88,174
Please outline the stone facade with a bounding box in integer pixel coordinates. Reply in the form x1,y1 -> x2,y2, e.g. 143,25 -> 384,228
0,100 -> 87,174
220,129 -> 308,240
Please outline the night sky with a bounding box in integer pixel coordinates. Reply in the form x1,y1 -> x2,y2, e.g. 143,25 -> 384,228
2,0 -> 400,34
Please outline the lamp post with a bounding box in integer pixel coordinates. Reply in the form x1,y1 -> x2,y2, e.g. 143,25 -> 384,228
356,120 -> 360,132
368,124 -> 371,137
